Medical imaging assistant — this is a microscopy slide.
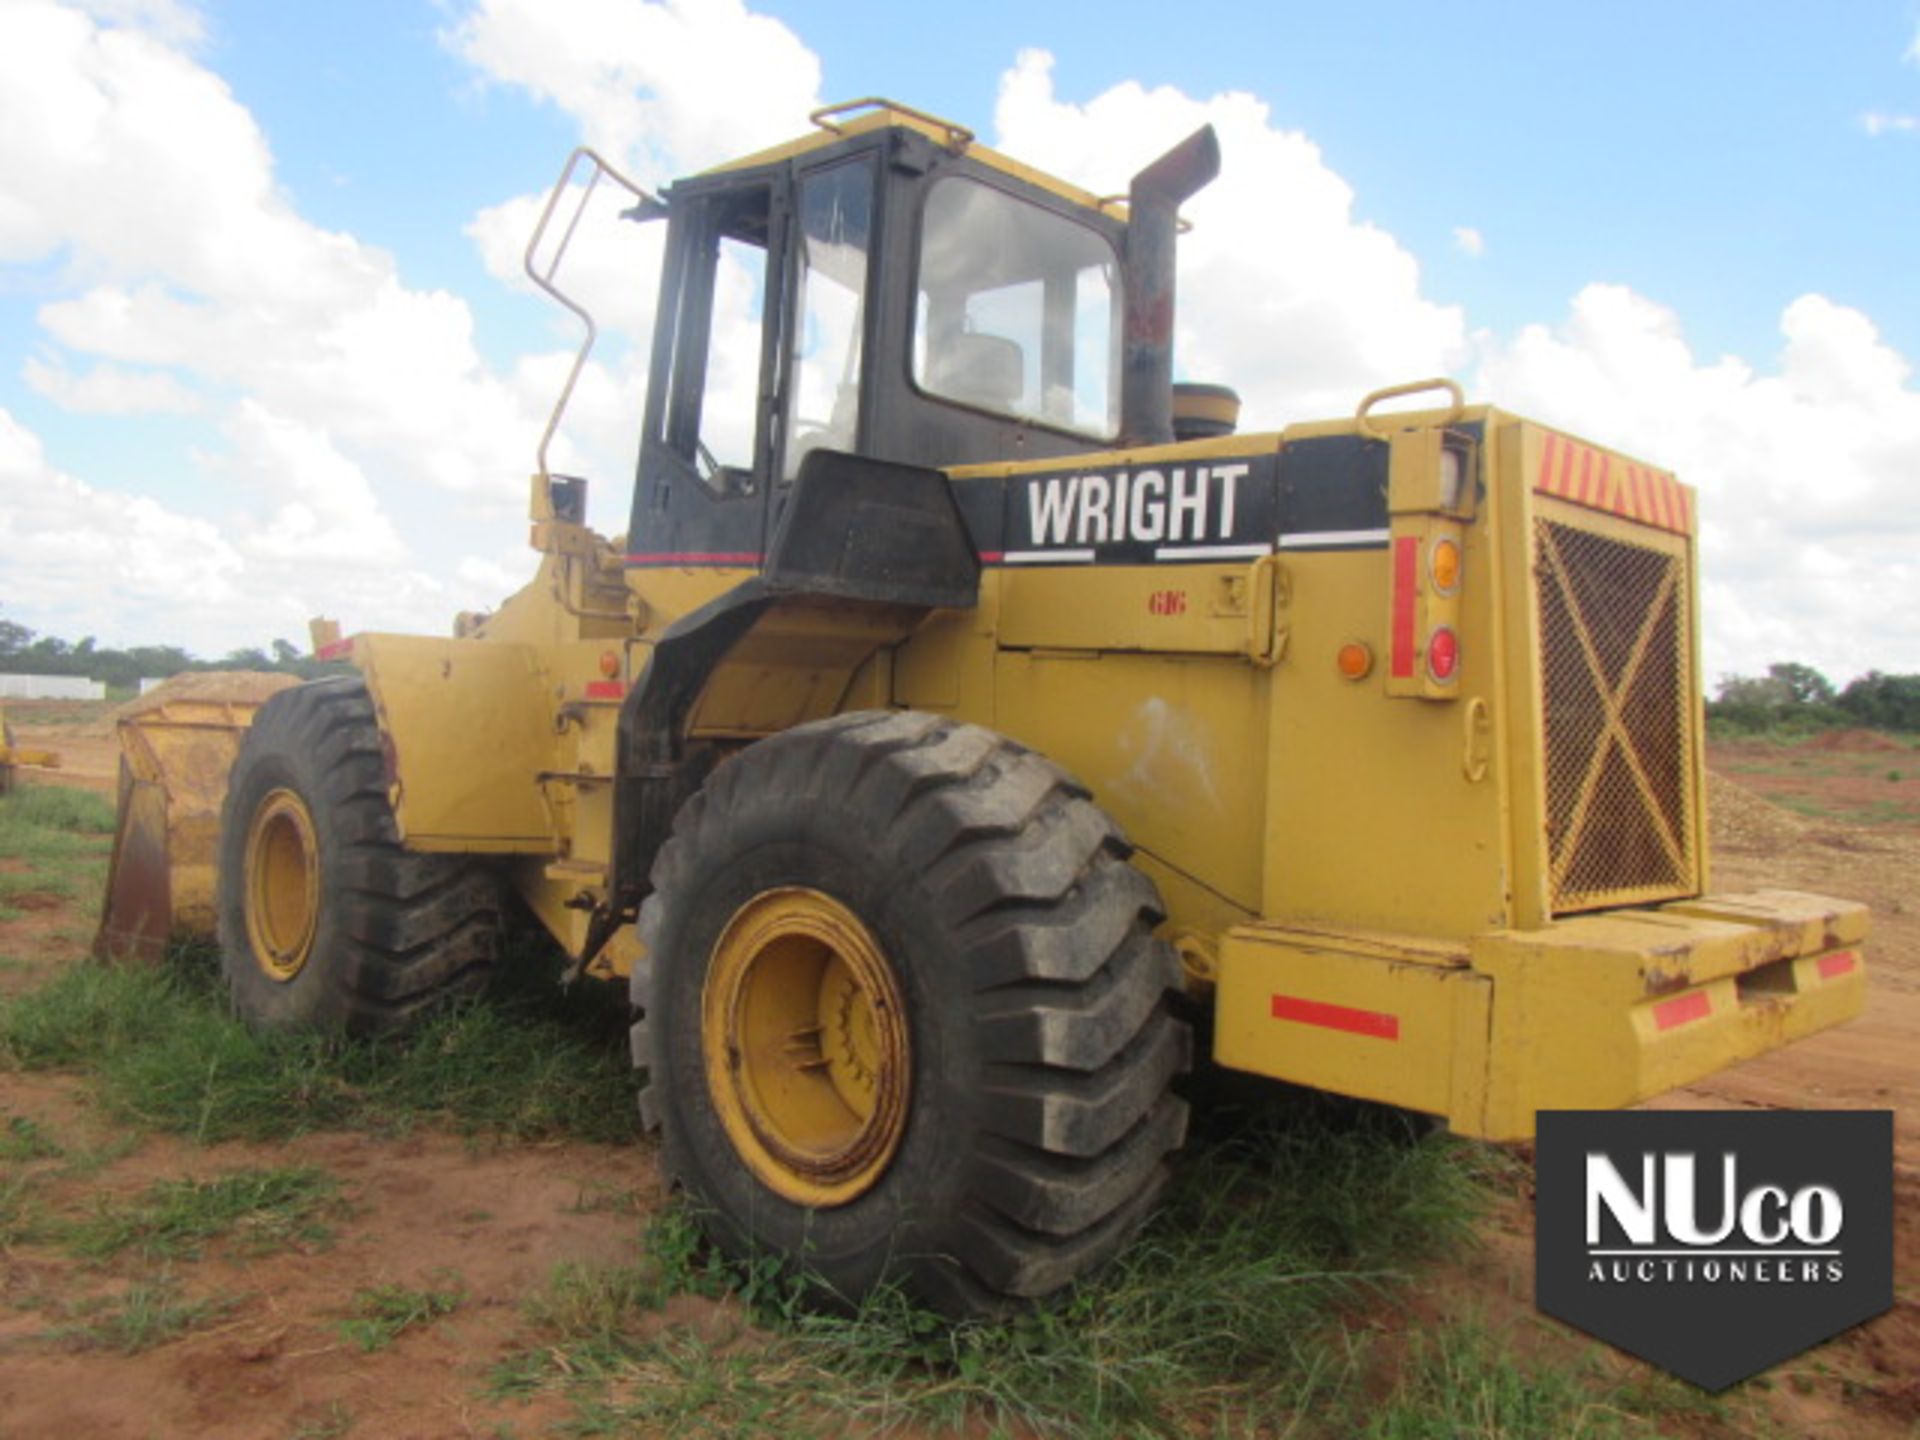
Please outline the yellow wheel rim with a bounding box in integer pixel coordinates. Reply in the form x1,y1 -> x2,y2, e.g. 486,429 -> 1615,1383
243,788 -> 320,983
702,887 -> 911,1207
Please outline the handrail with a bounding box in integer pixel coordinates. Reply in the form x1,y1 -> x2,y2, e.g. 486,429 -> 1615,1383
809,97 -> 973,150
522,146 -> 655,482
1355,378 -> 1466,438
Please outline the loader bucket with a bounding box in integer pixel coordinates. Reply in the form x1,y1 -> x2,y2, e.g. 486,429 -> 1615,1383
93,672 -> 300,963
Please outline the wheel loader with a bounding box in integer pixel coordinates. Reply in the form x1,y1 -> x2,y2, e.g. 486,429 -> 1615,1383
95,99 -> 1868,1315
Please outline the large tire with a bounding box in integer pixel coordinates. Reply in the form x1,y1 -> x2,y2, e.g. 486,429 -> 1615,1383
631,711 -> 1190,1315
216,676 -> 499,1032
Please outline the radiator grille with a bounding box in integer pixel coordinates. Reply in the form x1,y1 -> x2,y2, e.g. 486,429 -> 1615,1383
1536,518 -> 1695,912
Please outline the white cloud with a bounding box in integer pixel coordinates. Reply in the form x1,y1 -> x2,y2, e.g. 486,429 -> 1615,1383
0,404 -> 497,654
1476,288 -> 1920,679
457,551 -> 539,600
214,400 -> 408,568
468,182 -> 666,347
0,0 -> 549,499
0,0 -> 584,651
22,355 -> 200,413
67,0 -> 203,47
0,404 -> 245,636
1453,226 -> 1486,258
443,0 -> 821,179
1862,111 -> 1918,136
992,51 -> 1467,425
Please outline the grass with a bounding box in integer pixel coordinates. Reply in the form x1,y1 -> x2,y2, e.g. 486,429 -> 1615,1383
336,1280 -> 463,1352
0,939 -> 637,1145
287,1403 -> 356,1440
496,1097 -> 1513,1438
58,1166 -> 340,1261
1360,1322 -> 1725,1439
0,784 -> 117,839
1774,794 -> 1914,827
0,785 -> 115,920
1,1171 -> 38,1246
0,1113 -> 63,1162
47,1272 -> 238,1353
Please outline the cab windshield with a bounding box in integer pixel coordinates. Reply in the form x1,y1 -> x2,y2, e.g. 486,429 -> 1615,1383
914,177 -> 1120,441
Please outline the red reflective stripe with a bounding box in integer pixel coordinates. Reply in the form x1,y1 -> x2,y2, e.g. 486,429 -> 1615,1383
1538,433 -> 1560,493
1390,535 -> 1419,678
1596,454 -> 1613,511
1653,991 -> 1711,1031
625,552 -> 762,565
1817,951 -> 1858,980
1653,476 -> 1676,531
978,551 -> 1004,564
1271,994 -> 1400,1041
584,680 -> 626,700
315,637 -> 355,661
1559,436 -> 1579,494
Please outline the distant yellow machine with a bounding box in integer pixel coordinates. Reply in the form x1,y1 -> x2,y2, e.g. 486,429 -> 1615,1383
0,705 -> 61,792
98,101 -> 1867,1313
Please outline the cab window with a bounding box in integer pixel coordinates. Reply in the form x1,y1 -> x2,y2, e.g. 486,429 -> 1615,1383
914,177 -> 1120,440
782,159 -> 874,479
661,185 -> 774,494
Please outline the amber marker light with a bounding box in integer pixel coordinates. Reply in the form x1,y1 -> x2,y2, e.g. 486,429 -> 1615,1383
1429,536 -> 1462,594
1337,641 -> 1374,680
598,649 -> 621,678
1428,627 -> 1460,682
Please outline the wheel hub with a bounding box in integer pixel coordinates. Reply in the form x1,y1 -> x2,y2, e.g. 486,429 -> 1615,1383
243,788 -> 319,982
702,887 -> 911,1206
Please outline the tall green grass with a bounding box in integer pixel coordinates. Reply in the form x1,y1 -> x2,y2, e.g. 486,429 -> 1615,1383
1361,1321 -> 1722,1439
503,1097 -> 1510,1438
0,786 -> 116,838
58,1167 -> 341,1260
0,786 -> 116,918
45,1271 -> 237,1353
0,941 -> 637,1144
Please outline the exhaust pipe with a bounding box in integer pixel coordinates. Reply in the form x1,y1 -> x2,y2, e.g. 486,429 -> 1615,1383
1120,124 -> 1221,448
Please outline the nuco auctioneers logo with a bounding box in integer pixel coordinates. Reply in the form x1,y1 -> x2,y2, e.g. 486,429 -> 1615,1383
1535,1111 -> 1892,1391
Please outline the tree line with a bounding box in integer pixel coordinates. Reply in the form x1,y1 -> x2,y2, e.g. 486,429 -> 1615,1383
0,616 -> 345,691
1709,662 -> 1920,735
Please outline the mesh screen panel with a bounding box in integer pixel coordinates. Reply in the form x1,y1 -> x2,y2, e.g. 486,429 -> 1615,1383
1536,519 -> 1695,912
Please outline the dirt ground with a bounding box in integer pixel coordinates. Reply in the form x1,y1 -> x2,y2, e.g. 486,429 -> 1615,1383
1,706 -> 1915,1437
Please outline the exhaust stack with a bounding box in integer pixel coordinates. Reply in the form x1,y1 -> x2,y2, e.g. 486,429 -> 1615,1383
1120,124 -> 1221,448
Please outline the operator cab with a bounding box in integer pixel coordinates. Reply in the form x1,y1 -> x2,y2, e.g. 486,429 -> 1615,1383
628,103 -> 1145,565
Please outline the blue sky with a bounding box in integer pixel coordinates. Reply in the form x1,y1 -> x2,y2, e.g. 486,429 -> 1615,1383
2,0 -> 1917,682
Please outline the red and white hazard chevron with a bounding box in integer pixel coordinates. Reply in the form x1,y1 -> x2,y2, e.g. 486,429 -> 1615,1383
1536,431 -> 1695,535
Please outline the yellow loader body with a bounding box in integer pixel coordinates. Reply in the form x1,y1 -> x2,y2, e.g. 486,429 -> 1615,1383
100,407 -> 1863,1141
0,706 -> 62,791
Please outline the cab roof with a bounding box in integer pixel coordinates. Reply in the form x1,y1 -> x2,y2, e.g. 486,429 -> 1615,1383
701,98 -> 1121,219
